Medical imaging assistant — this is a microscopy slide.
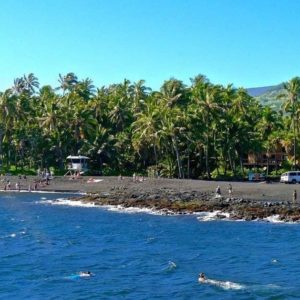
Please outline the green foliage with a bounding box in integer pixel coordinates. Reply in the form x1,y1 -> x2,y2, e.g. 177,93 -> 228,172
0,165 -> 36,176
210,167 -> 245,180
0,73 -> 298,178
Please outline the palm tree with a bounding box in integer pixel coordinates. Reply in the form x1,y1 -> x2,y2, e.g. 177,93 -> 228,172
74,78 -> 96,101
160,78 -> 186,107
191,79 -> 222,178
256,106 -> 283,175
23,73 -> 39,94
11,73 -> 39,95
130,80 -> 151,113
160,105 -> 185,178
132,96 -> 161,170
107,80 -> 133,131
58,72 -> 78,94
279,77 -> 300,169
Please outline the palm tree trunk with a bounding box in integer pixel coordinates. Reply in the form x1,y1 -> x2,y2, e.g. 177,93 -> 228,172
187,153 -> 191,179
172,136 -> 183,178
205,135 -> 211,179
153,145 -> 158,175
238,152 -> 245,177
228,149 -> 234,174
266,150 -> 270,176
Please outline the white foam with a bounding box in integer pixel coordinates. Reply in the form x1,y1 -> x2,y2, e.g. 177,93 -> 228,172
196,211 -> 231,222
102,205 -> 168,215
39,199 -> 96,208
200,278 -> 245,290
38,198 -> 176,216
264,215 -> 285,223
167,261 -> 177,270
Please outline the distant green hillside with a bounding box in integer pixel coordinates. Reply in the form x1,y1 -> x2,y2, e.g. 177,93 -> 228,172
247,84 -> 286,112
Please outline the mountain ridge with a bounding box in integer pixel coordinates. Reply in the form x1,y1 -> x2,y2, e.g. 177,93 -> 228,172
247,84 -> 285,111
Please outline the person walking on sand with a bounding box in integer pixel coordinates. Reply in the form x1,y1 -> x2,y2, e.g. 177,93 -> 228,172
293,190 -> 297,205
215,185 -> 221,197
16,182 -> 21,191
228,183 -> 232,198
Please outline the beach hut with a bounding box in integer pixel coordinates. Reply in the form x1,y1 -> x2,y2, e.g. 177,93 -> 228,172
65,155 -> 90,176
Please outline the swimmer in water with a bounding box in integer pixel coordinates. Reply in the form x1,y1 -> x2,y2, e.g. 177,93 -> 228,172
198,273 -> 244,290
198,272 -> 207,282
79,271 -> 93,277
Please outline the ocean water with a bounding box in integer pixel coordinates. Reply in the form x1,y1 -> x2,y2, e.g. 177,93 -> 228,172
1,192 -> 300,299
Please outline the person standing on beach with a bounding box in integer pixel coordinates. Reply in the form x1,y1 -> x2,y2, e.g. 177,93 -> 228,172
215,185 -> 221,197
293,190 -> 297,205
228,184 -> 232,198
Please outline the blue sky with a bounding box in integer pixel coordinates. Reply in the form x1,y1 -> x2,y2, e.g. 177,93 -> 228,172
0,0 -> 300,91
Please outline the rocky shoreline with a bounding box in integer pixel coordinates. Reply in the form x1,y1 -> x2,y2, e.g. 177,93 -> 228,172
73,188 -> 300,223
2,175 -> 300,222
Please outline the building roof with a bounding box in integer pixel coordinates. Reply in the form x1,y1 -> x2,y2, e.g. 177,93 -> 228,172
66,155 -> 90,160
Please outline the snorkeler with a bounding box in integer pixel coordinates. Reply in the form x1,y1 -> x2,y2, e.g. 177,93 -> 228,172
79,271 -> 93,277
198,272 -> 207,282
198,273 -> 244,290
66,271 -> 94,280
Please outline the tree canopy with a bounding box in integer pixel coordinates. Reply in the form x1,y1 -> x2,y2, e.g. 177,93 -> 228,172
0,73 -> 296,178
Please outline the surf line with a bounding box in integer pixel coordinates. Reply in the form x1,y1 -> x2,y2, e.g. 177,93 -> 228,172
0,189 -> 86,195
198,273 -> 245,290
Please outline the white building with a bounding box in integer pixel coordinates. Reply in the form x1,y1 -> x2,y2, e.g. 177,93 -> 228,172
66,155 -> 90,175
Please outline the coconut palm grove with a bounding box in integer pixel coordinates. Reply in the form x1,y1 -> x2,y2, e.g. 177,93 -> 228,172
0,73 -> 299,178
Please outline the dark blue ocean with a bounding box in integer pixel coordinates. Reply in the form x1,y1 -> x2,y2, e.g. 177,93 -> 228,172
1,192 -> 300,299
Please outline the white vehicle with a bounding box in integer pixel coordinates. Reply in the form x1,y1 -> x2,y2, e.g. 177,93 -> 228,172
280,171 -> 300,184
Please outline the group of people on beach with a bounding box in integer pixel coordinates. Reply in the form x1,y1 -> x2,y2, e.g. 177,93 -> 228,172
215,184 -> 232,198
37,168 -> 52,179
1,172 -> 52,192
117,174 -> 146,182
3,180 -> 45,192
132,173 -> 145,183
216,183 -> 298,204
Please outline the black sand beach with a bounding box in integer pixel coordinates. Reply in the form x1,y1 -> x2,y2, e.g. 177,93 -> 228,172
3,176 -> 300,222
16,176 -> 299,203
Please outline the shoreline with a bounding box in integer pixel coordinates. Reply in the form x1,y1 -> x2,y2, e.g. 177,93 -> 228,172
2,175 -> 300,222
71,192 -> 300,223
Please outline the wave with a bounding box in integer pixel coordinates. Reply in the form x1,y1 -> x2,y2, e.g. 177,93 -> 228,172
196,211 -> 232,222
38,199 -> 300,224
38,199 -> 96,208
163,261 -> 177,272
196,211 -> 300,224
38,198 -> 175,215
264,215 -> 285,223
263,214 -> 299,224
0,230 -> 27,239
101,204 -> 172,216
200,278 -> 245,290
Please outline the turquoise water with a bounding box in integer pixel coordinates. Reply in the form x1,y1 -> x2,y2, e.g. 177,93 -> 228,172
1,192 -> 300,299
